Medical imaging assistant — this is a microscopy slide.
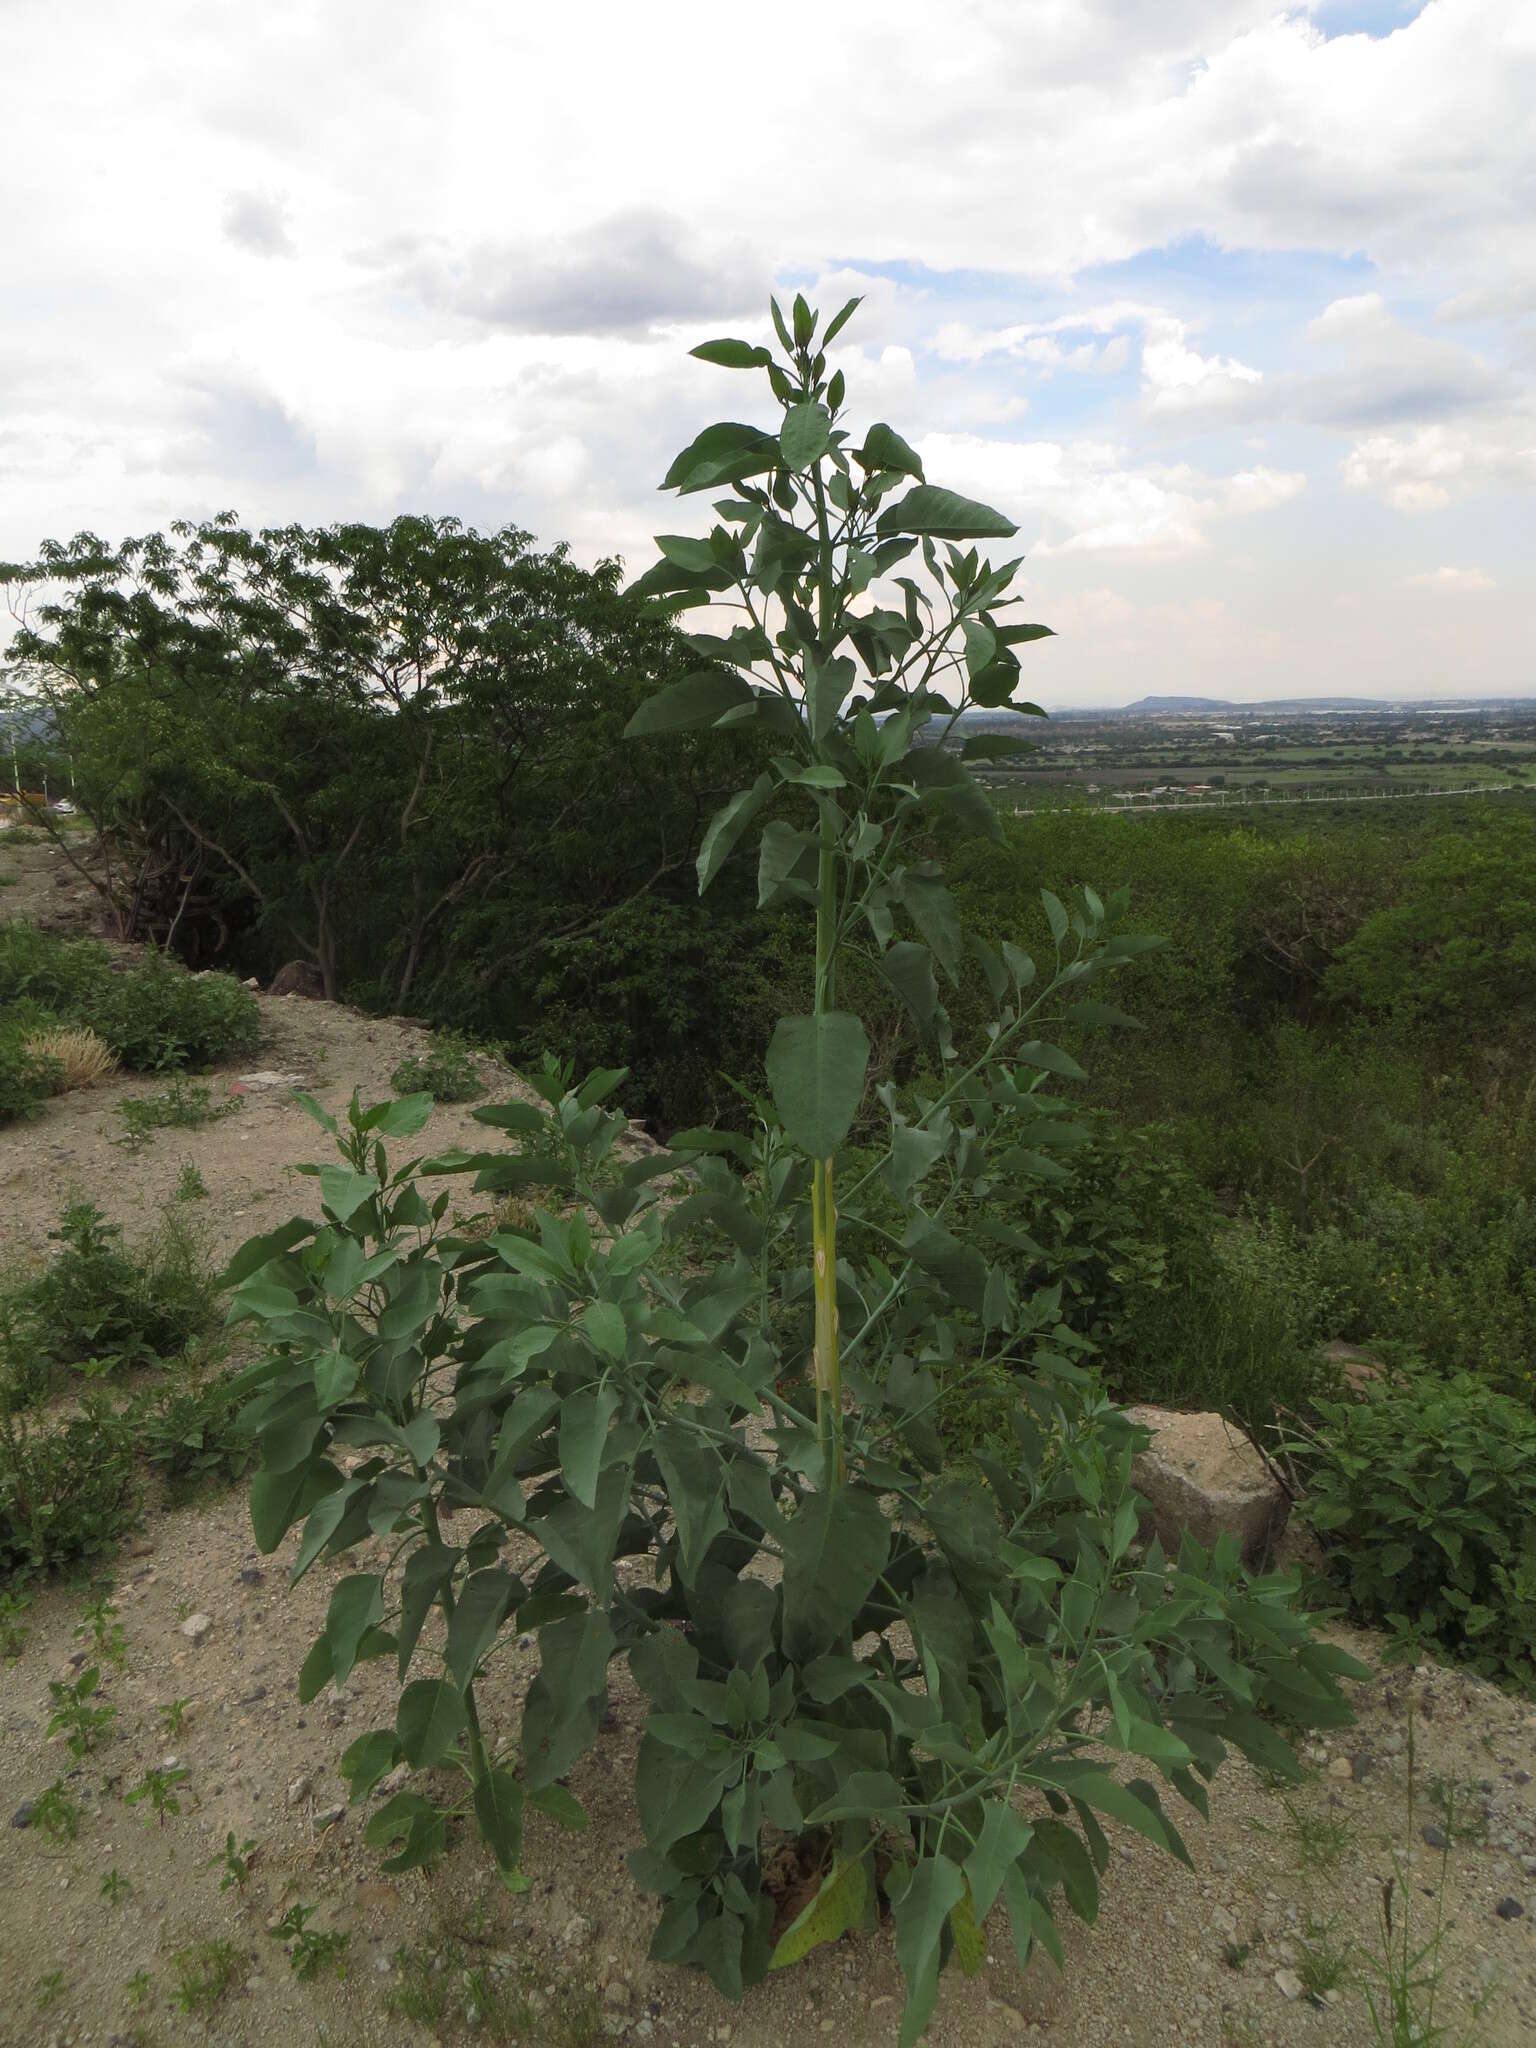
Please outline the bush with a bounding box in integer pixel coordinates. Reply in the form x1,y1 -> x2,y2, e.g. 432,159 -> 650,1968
0,923 -> 259,1072
1296,1370 -> 1536,1687
0,1394 -> 139,1578
0,1202 -> 219,1400
138,1363 -> 254,1502
0,1016 -> 60,1124
390,1033 -> 486,1104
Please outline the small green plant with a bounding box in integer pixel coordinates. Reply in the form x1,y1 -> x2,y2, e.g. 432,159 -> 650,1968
172,1937 -> 243,2015
270,1902 -> 350,1981
174,1158 -> 209,1202
125,1763 -> 188,1825
0,1585 -> 32,1661
100,1865 -> 131,1905
29,1777 -> 82,1841
390,1032 -> 486,1104
125,1966 -> 152,2008
1298,1911 -> 1353,1998
137,1361 -> 253,1500
214,1829 -> 256,1891
47,1665 -> 117,1757
0,922 -> 259,1070
1424,1775 -> 1488,1848
1295,1368 -> 1536,1686
1286,1797 -> 1352,1869
114,1077 -> 240,1152
76,1591 -> 128,1670
159,1696 -> 192,1737
36,1969 -> 65,2010
0,1391 -> 139,1575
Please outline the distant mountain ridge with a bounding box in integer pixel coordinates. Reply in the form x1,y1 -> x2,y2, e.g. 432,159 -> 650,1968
1115,695 -> 1386,714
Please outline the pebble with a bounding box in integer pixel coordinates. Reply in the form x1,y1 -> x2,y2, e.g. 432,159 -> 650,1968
376,1762 -> 412,1797
1423,1825 -> 1450,1850
1273,1967 -> 1304,2000
179,1612 -> 213,1644
287,1772 -> 314,1806
11,1800 -> 35,1829
314,1802 -> 345,1829
1494,1897 -> 1524,1921
1327,1755 -> 1353,1780
1208,1849 -> 1228,1874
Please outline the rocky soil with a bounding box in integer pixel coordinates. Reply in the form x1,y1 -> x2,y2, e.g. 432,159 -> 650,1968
1,828 -> 1533,2048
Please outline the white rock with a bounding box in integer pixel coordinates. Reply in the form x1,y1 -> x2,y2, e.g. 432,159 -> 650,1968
287,1773 -> 314,1807
179,1613 -> 213,1644
1273,1967 -> 1304,2001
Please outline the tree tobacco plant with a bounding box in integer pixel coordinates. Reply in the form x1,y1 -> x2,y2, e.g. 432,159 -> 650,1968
227,299 -> 1361,2045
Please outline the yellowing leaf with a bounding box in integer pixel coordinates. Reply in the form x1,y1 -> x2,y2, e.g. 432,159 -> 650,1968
769,1853 -> 868,1970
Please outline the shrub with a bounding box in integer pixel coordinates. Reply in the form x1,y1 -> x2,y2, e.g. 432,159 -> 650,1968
390,1033 -> 486,1103
138,1363 -> 254,1502
0,1017 -> 60,1124
228,301 -> 1359,2042
0,1201 -> 219,1399
1295,1369 -> 1536,1686
0,1394 -> 139,1578
0,923 -> 259,1071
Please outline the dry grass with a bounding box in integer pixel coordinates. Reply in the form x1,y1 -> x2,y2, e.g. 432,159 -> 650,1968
22,1026 -> 120,1092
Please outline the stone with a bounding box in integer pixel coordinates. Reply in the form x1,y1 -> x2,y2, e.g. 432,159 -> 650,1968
1494,1897 -> 1524,1920
1423,1824 -> 1450,1850
287,1773 -> 314,1806
376,1762 -> 412,1798
1324,1340 -> 1387,1396
268,960 -> 324,999
314,1803 -> 345,1829
1273,1968 -> 1304,2001
1328,1756 -> 1354,1780
1123,1407 -> 1291,1566
178,1612 -> 213,1644
239,1069 -> 306,1089
11,1800 -> 35,1828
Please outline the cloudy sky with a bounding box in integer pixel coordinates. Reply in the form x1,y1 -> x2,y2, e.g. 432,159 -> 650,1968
1,0 -> 1532,705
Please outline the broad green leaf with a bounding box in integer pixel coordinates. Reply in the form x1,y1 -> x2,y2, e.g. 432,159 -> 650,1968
950,1881 -> 986,1976
964,1801 -> 1034,1918
858,422 -> 924,479
769,1854 -> 868,1969
691,338 -> 773,369
781,1484 -> 890,1661
780,402 -> 831,471
822,295 -> 862,346
696,773 -> 774,893
1041,889 -> 1069,944
445,1567 -> 518,1690
396,1677 -> 467,1767
326,1573 -> 385,1687
581,1299 -> 628,1361
367,1790 -> 447,1873
340,1728 -> 402,1802
758,820 -> 816,908
880,941 -> 938,1034
625,670 -> 754,738
250,1458 -> 339,1554
558,1384 -> 621,1510
887,1121 -> 947,1197
219,1216 -> 315,1290
521,1609 -> 616,1789
876,485 -> 1017,541
765,1012 -> 871,1159
891,1856 -> 966,2048
662,421 -> 780,494
899,871 -> 962,984
963,733 -> 1036,761
473,1766 -> 525,1873
318,1165 -> 379,1224
653,1428 -> 728,1585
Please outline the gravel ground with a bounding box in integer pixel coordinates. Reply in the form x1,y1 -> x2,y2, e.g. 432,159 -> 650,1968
2,832 -> 1533,2048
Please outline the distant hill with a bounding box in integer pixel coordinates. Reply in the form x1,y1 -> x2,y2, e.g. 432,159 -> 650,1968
1116,695 -> 1385,715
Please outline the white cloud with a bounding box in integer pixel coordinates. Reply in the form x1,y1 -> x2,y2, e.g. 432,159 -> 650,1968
1342,420 -> 1536,510
1141,316 -> 1263,411
221,190 -> 294,259
1408,565 -> 1495,591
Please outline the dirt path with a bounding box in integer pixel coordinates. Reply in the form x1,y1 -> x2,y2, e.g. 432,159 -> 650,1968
2,834 -> 1533,2048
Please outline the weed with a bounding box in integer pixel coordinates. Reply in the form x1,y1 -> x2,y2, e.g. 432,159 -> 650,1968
270,1903 -> 350,1981
391,1032 -> 486,1104
159,1696 -> 191,1737
101,1865 -> 131,1905
0,1391 -> 139,1576
125,1967 -> 152,2007
0,1585 -> 32,1661
386,1935 -> 599,2043
172,1938 -> 243,2015
213,1829 -> 256,1891
125,1764 -> 188,1825
1286,1797 -> 1353,1868
173,1158 -> 208,1202
1424,1775 -> 1487,1848
137,1361 -> 253,1501
21,1023 -> 118,1091
1298,1911 -> 1353,1998
46,1666 -> 117,1757
36,1969 -> 65,2010
29,1777 -> 82,1840
114,1078 -> 240,1152
76,1590 -> 128,1670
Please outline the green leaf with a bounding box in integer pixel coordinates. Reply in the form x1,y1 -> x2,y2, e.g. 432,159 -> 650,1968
876,485 -> 1017,541
1041,889 -> 1069,944
653,1428 -> 728,1586
624,670 -> 754,738
858,423 -> 924,479
769,1854 -> 868,1969
663,421 -> 780,494
325,1573 -> 385,1688
963,733 -> 1037,761
691,338 -> 773,369
445,1568 -> 518,1691
250,1459 -> 339,1554
900,871 -> 963,984
521,1609 -> 616,1790
964,1801 -> 1034,1918
765,1012 -> 871,1159
950,1882 -> 986,1976
558,1384 -> 621,1511
581,1299 -> 627,1361
318,1165 -> 379,1224
473,1766 -> 525,1874
696,774 -> 774,894
891,1856 -> 966,2048
396,1678 -> 467,1767
340,1728 -> 403,1802
219,1216 -> 315,1290
780,403 -> 831,471
822,295 -> 862,347
880,941 -> 938,1035
781,1485 -> 890,1661
758,820 -> 816,908
366,1790 -> 447,1873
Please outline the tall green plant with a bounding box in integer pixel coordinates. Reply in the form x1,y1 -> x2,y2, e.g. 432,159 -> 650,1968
227,300 -> 1360,2045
